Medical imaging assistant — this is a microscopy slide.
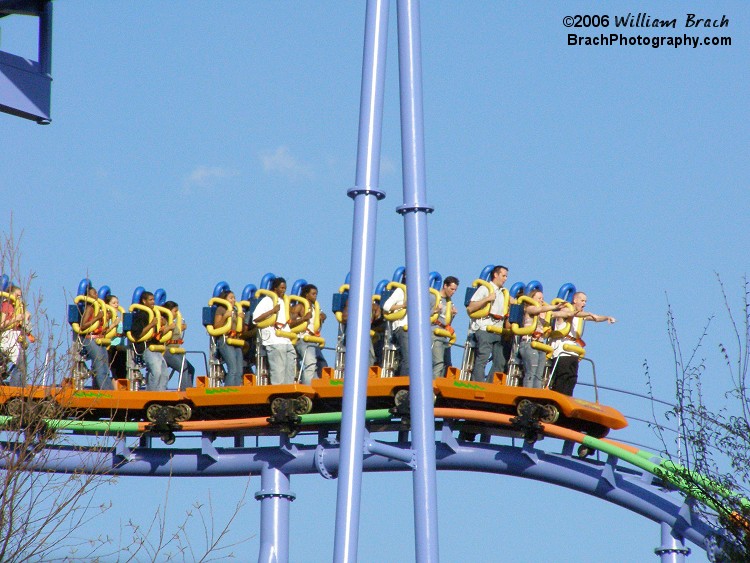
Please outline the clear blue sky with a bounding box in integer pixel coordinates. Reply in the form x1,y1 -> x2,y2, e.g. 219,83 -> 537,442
1,1 -> 747,561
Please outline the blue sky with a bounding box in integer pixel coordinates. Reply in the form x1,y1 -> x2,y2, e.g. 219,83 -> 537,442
1,1 -> 747,561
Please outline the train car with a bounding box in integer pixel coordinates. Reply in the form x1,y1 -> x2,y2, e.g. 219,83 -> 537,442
434,367 -> 627,439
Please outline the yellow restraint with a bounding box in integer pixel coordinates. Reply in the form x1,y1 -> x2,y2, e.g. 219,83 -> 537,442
548,299 -> 574,340
383,281 -> 407,322
127,303 -> 156,343
206,297 -> 233,336
286,294 -> 310,334
468,279 -> 495,319
511,295 -> 539,336
72,295 -> 101,335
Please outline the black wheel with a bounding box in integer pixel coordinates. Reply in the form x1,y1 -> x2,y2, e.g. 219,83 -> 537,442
394,389 -> 409,408
6,398 -> 23,418
540,403 -> 560,424
270,397 -> 286,415
293,396 -> 313,415
577,445 -> 593,458
516,398 -> 533,417
162,432 -> 176,445
146,404 -> 161,423
174,403 -> 192,422
36,399 -> 56,419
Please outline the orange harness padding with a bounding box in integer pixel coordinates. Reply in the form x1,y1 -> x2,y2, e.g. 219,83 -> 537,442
564,335 -> 586,347
435,320 -> 455,336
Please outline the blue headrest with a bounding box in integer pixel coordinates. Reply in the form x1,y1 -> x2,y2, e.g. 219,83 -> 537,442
525,280 -> 543,295
242,284 -> 257,302
375,279 -> 388,297
0,274 -> 9,292
213,281 -> 230,298
479,264 -> 494,281
131,286 -> 145,305
260,273 -> 276,290
291,278 -> 307,296
344,271 -> 351,285
509,282 -> 525,299
98,285 -> 111,301
428,271 -> 442,290
557,283 -> 576,302
78,278 -> 92,296
392,266 -> 405,283
154,288 -> 167,306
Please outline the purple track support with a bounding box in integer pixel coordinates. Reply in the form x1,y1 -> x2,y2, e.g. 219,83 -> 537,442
1,439 -> 723,555
256,464 -> 295,563
655,522 -> 690,563
0,1 -> 53,123
396,0 -> 439,561
334,0 -> 390,561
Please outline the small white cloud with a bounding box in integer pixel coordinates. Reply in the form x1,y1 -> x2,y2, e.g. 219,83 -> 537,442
260,146 -> 313,181
183,166 -> 239,190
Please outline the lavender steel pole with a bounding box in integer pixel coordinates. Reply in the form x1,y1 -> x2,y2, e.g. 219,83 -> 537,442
334,1 -> 389,561
655,522 -> 690,563
256,464 -> 295,563
396,0 -> 439,561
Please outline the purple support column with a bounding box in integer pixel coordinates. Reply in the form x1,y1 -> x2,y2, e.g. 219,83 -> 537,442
38,1 -> 53,77
334,1 -> 389,561
396,1 -> 439,561
256,464 -> 295,563
655,522 -> 690,563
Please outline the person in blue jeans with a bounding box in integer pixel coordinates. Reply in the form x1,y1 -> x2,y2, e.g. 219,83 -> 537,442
213,290 -> 245,386
130,291 -> 170,391
162,300 -> 195,390
79,283 -> 113,390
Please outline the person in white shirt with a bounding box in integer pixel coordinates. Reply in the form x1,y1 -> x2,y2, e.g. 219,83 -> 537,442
253,277 -> 297,384
383,276 -> 409,375
467,265 -> 510,383
549,291 -> 616,396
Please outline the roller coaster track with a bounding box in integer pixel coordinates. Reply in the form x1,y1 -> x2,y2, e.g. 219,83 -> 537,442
0,405 -> 728,560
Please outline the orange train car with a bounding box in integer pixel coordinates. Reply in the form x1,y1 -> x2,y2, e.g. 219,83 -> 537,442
0,367 -> 627,440
433,367 -> 627,438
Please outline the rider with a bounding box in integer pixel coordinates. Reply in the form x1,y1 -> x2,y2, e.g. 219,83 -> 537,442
0,285 -> 30,386
162,300 -> 195,390
131,290 -> 170,391
290,284 -> 327,384
431,276 -> 459,379
467,265 -> 510,383
79,283 -> 113,390
213,290 -> 245,387
103,294 -> 127,380
549,291 -> 616,396
253,277 -> 297,384
383,274 -> 409,375
518,288 -> 566,388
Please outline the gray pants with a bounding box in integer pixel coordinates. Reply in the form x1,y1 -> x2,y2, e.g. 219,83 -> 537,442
267,343 -> 297,384
394,327 -> 409,376
431,334 -> 451,379
295,340 -> 327,384
471,329 -> 507,383
143,348 -> 169,391
164,351 -> 195,390
519,340 -> 545,388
